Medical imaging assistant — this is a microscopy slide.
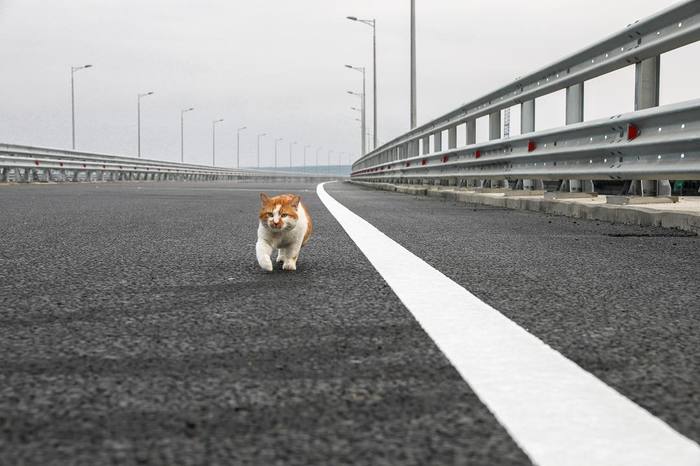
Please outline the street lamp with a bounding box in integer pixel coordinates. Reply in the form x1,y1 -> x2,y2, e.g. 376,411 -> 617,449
212,118 -> 224,166
328,150 -> 333,174
346,65 -> 366,156
347,15 -> 377,149
303,145 -> 310,168
70,64 -> 93,150
257,133 -> 267,168
236,126 -> 247,168
316,147 -> 322,167
350,105 -> 365,153
180,107 -> 194,162
137,91 -> 154,158
274,138 -> 283,168
289,141 -> 297,167
410,0 -> 416,128
348,87 -> 365,156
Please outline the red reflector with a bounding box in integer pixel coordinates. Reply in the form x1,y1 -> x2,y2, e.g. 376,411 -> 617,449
59,162 -> 64,167
406,162 -> 411,167
388,165 -> 392,169
528,140 -> 537,152
82,164 -> 87,168
627,123 -> 639,141
475,150 -> 481,159
442,156 -> 449,163
34,160 -> 40,166
421,159 -> 427,165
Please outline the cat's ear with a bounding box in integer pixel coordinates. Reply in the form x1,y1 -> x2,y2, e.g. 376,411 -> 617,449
260,193 -> 270,205
290,195 -> 301,208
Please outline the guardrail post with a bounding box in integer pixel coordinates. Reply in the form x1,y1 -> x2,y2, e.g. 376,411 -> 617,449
488,111 -> 506,188
465,120 -> 476,145
421,135 -> 430,155
448,126 -> 457,149
489,111 -> 501,140
631,56 -> 671,197
520,100 -> 541,190
433,131 -> 442,153
521,100 -> 536,133
0,167 -> 7,182
563,83 -> 592,192
410,139 -> 419,157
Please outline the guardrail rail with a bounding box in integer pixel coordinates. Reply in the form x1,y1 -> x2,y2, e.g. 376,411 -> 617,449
0,143 -> 343,183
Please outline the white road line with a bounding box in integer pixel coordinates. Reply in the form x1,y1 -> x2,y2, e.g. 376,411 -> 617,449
317,182 -> 700,466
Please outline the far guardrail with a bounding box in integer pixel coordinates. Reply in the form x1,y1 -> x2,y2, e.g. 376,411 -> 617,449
0,143 -> 343,182
352,0 -> 700,193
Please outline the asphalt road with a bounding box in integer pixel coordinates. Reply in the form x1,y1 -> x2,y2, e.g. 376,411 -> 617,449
0,181 -> 697,465
326,182 -> 700,444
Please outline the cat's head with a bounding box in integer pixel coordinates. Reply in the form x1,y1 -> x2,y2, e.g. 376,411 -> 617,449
259,193 -> 301,232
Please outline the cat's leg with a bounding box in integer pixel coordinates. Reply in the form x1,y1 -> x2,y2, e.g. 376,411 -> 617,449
256,239 -> 274,272
282,244 -> 302,271
276,248 -> 286,263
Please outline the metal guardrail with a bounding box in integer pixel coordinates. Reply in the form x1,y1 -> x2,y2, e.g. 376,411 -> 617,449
0,143 -> 339,182
352,0 -> 700,187
352,99 -> 700,181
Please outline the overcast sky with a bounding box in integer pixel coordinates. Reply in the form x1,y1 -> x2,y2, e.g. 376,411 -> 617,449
0,0 -> 697,167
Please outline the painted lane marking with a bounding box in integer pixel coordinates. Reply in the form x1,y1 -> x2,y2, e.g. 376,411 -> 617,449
317,182 -> 700,466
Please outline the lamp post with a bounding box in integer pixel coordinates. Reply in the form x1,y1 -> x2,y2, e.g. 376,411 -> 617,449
347,16 -> 377,149
180,107 -> 194,163
274,138 -> 283,168
212,118 -> 224,166
289,141 -> 297,167
236,126 -> 246,168
328,149 -> 333,174
347,90 -> 365,157
257,133 -> 267,168
350,105 -> 364,153
70,64 -> 93,150
346,65 -> 366,156
316,147 -> 322,167
410,0 -> 417,128
303,145 -> 310,168
137,91 -> 154,158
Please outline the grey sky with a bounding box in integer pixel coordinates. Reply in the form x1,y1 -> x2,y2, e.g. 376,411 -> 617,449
0,0 -> 696,167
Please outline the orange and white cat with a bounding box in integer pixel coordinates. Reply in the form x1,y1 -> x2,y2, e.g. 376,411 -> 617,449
256,193 -> 313,272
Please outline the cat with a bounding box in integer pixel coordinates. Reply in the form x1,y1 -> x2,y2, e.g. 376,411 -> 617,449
256,193 -> 313,272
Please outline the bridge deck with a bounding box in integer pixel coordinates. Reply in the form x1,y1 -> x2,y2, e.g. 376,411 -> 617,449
1,181 -> 698,465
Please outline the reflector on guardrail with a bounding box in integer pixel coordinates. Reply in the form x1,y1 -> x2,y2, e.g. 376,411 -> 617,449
628,124 -> 639,141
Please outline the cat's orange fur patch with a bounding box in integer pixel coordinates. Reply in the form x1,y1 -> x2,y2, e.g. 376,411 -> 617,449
259,193 -> 313,244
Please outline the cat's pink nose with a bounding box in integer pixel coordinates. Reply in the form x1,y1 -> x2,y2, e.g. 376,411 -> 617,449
271,221 -> 282,229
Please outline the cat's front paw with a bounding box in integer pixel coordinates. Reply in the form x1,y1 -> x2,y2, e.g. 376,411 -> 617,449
282,260 -> 297,271
258,256 -> 274,272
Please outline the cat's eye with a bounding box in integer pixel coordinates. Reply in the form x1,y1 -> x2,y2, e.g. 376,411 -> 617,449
266,213 -> 273,217
281,213 -> 288,218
